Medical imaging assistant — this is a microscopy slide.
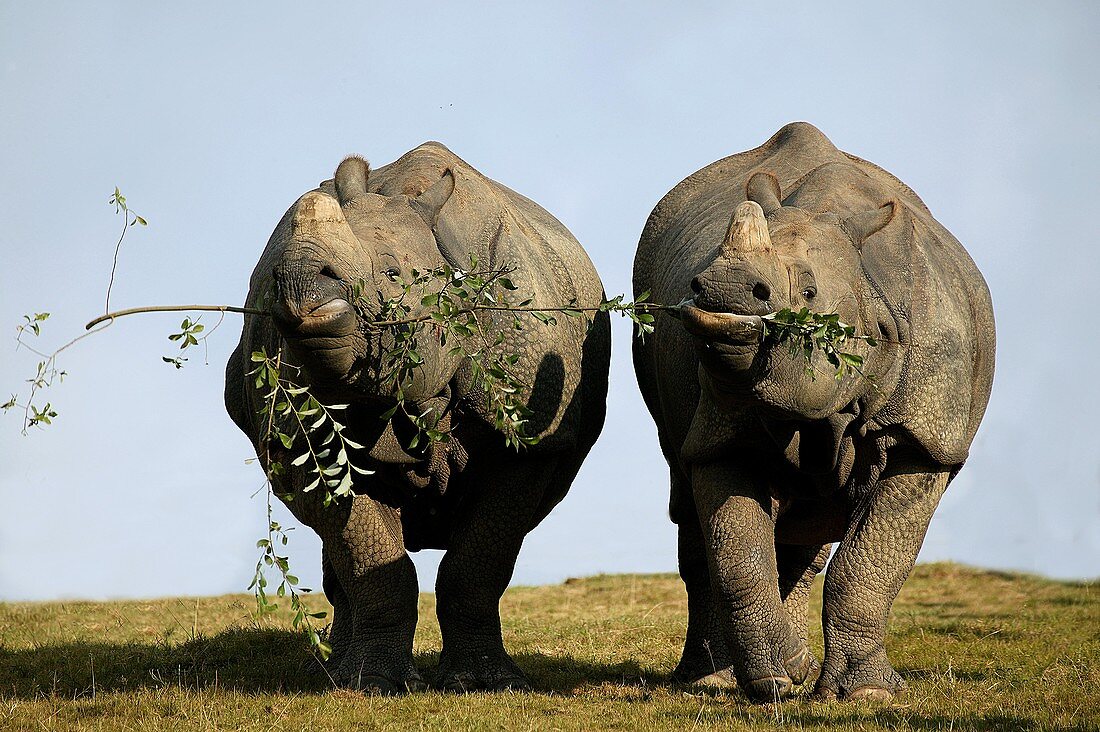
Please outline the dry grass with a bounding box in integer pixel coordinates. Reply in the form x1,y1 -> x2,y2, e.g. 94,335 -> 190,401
0,563 -> 1096,730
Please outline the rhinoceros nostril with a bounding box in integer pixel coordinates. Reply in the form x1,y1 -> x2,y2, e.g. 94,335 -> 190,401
690,276 -> 703,294
752,282 -> 771,302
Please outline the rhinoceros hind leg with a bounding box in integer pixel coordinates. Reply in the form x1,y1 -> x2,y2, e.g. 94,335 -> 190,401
670,474 -> 735,686
320,547 -> 351,673
777,542 -> 830,685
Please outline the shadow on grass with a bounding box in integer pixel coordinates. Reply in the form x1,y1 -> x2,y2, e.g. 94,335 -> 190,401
0,628 -> 658,700
781,708 -> 1097,732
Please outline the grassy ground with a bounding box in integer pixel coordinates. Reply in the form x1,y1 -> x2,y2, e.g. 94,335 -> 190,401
0,563 -> 1096,731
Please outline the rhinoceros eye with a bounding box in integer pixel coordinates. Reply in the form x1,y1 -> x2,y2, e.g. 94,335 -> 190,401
802,286 -> 817,300
383,266 -> 401,281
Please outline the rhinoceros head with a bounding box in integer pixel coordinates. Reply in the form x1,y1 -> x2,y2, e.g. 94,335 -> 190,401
681,170 -> 895,419
266,156 -> 465,403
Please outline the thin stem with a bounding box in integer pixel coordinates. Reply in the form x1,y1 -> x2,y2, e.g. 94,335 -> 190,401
105,210 -> 129,314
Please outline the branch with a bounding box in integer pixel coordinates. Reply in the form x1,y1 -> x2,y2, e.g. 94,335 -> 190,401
86,304 -> 269,330
365,300 -> 675,328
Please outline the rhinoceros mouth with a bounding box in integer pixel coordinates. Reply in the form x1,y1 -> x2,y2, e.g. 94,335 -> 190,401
678,303 -> 765,346
302,297 -> 352,323
275,297 -> 358,339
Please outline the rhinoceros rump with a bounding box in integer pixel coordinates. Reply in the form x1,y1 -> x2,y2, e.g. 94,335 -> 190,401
633,122 -> 994,701
226,143 -> 610,692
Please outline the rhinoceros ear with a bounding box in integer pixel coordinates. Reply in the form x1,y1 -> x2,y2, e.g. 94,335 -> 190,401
842,201 -> 897,249
412,170 -> 475,267
411,170 -> 456,227
746,171 -> 782,215
845,199 -> 914,333
334,156 -> 370,206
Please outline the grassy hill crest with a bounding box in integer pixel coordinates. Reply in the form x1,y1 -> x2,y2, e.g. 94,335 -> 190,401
1,563 -> 1096,730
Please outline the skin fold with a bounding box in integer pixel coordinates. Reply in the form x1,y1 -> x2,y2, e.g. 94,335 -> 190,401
633,122 -> 994,702
225,143 -> 610,693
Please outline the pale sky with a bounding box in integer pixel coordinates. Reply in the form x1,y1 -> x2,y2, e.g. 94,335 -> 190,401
1,2 -> 1097,601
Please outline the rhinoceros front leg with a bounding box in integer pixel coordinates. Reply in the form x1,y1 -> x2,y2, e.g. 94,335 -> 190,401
282,486 -> 423,694
815,461 -> 951,701
691,461 -> 810,701
433,455 -> 561,692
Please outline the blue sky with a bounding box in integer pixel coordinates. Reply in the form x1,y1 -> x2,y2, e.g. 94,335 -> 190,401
1,2 -> 1097,600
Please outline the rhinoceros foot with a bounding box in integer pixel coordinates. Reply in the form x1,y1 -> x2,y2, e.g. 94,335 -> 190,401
812,647 -> 906,703
744,675 -> 794,702
785,645 -> 820,686
434,650 -> 532,693
729,645 -> 819,702
678,666 -> 737,690
671,640 -> 733,686
330,652 -> 425,695
345,671 -> 427,696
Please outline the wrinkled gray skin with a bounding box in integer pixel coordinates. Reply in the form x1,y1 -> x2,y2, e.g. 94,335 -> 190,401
226,143 -> 610,693
633,123 -> 994,702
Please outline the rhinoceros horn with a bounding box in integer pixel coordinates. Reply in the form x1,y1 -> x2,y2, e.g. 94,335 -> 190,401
722,199 -> 776,260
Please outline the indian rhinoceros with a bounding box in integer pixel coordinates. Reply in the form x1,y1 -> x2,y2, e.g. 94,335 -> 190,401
632,122 -> 994,701
225,143 -> 610,692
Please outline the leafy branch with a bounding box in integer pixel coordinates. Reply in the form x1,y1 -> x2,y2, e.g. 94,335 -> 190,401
250,493 -> 332,659
249,348 -> 371,506
4,311 -> 102,433
4,185 -> 882,663
358,258 -> 662,450
762,307 -> 878,379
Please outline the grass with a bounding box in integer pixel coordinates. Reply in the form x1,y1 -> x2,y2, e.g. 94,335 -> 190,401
0,563 -> 1096,731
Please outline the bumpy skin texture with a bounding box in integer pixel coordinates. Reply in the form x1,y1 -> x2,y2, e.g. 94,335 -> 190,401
225,143 -> 610,693
633,122 -> 994,701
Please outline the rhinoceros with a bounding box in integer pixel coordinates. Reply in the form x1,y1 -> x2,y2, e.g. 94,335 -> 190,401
632,122 -> 994,701
225,143 -> 610,692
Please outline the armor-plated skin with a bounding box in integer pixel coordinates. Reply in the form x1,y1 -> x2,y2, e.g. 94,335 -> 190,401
633,123 -> 994,701
226,143 -> 610,693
